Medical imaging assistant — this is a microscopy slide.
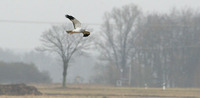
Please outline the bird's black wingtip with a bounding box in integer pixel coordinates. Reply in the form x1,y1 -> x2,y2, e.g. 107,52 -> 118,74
65,14 -> 75,20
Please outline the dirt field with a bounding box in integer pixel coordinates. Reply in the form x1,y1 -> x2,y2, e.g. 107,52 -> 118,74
1,84 -> 200,98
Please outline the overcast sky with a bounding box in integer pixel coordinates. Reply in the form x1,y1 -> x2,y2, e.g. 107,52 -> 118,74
0,0 -> 200,51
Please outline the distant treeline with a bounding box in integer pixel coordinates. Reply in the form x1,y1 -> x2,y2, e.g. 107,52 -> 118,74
0,48 -> 60,83
92,4 -> 200,88
0,61 -> 51,83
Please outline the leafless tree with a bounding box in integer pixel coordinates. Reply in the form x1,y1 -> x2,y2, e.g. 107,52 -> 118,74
96,4 -> 142,85
38,24 -> 92,87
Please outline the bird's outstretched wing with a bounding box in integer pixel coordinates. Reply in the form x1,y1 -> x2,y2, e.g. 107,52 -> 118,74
65,15 -> 81,29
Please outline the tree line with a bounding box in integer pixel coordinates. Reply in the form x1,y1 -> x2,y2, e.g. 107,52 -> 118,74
91,4 -> 200,88
0,48 -> 54,83
0,61 -> 51,83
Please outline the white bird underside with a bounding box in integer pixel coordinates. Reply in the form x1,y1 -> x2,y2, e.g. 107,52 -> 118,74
65,15 -> 90,37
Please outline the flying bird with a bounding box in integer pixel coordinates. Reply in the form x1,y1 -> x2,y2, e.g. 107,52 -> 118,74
65,15 -> 90,37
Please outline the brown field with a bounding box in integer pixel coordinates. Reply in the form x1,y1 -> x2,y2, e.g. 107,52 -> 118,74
1,84 -> 200,98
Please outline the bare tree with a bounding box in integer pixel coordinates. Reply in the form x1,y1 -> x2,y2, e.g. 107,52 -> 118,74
96,4 -> 142,85
38,24 -> 92,87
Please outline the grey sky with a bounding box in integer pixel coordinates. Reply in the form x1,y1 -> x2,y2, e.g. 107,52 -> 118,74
0,0 -> 200,51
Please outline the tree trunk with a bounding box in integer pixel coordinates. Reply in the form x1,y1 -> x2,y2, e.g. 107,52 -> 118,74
62,61 -> 68,87
62,69 -> 67,87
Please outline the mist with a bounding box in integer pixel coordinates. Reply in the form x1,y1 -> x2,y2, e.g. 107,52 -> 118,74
0,0 -> 200,89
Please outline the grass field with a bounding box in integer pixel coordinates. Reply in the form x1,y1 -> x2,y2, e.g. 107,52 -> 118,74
1,84 -> 200,98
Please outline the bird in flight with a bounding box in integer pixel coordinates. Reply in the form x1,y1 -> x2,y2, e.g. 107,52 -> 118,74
65,15 -> 90,37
